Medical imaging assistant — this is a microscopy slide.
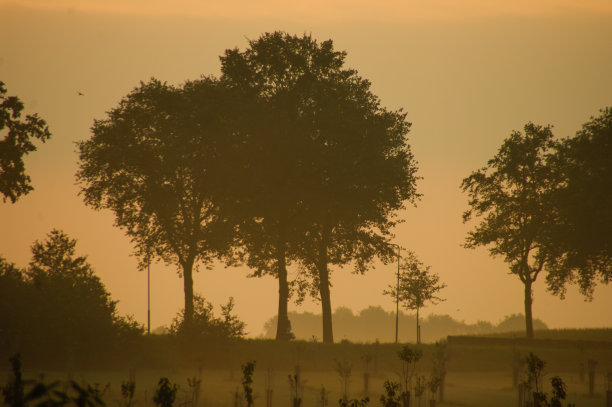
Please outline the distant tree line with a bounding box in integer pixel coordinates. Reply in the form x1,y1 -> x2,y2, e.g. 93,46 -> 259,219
262,306 -> 548,343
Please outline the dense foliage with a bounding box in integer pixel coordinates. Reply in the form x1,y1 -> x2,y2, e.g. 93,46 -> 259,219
0,230 -> 142,363
0,81 -> 51,203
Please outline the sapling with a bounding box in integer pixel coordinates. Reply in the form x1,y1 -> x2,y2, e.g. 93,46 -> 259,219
319,385 -> 329,407
524,352 -> 545,406
336,360 -> 352,401
432,341 -> 449,402
120,379 -> 136,407
265,368 -> 273,407
587,359 -> 597,396
288,371 -> 302,407
186,369 -> 202,407
398,345 -> 422,407
361,354 -> 373,396
379,381 -> 401,407
241,361 -> 256,407
153,378 -> 178,407
338,397 -> 369,407
427,375 -> 441,407
413,376 -> 426,407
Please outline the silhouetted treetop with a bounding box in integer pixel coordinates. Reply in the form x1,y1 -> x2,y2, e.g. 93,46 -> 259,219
546,107 -> 611,298
76,78 -> 238,326
0,81 -> 51,203
220,32 -> 420,343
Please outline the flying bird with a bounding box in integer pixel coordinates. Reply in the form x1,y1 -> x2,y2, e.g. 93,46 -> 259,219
77,91 -> 84,96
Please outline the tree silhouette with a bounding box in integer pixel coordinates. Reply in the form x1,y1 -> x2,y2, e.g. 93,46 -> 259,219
384,251 -> 445,344
461,123 -> 559,339
77,78 -> 237,327
546,107 -> 611,299
221,31 -> 420,343
0,81 -> 51,203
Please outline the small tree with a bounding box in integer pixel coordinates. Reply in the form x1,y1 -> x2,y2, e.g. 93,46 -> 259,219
169,295 -> 245,339
397,345 -> 422,406
379,381 -> 401,407
413,375 -> 426,407
241,361 -> 256,407
153,378 -> 178,407
384,252 -> 445,344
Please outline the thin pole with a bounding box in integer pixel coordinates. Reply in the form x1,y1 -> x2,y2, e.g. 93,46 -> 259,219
395,245 -> 400,344
147,248 -> 151,335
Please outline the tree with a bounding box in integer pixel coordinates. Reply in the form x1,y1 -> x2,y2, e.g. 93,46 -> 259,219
461,123 -> 559,339
169,295 -> 245,339
0,229 -> 140,361
383,251 -> 445,344
0,81 -> 51,203
546,107 -> 611,299
26,230 -> 125,354
221,32 -> 420,343
76,78 -> 237,326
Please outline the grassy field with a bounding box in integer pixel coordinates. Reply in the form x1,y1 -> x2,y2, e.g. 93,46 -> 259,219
23,367 -> 612,407
6,330 -> 612,406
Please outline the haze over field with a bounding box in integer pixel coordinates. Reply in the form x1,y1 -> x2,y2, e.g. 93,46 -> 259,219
1,0 -> 611,338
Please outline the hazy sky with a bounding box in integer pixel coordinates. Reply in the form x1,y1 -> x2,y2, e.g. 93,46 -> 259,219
1,0 -> 611,339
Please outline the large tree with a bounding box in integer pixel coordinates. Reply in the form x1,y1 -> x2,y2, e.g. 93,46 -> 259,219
546,108 -> 611,298
0,81 -> 51,203
221,32 -> 419,342
76,78 -> 236,326
461,123 -> 560,339
220,32 -> 322,340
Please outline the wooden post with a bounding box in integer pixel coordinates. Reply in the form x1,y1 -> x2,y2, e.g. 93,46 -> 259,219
402,391 -> 411,407
265,389 -> 273,407
606,372 -> 612,407
589,371 -> 595,395
588,360 -> 596,396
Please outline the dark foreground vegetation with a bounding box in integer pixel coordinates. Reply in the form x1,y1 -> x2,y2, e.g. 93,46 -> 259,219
3,334 -> 611,407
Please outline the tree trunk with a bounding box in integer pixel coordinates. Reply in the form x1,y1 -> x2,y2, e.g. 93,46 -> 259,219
318,231 -> 333,343
276,242 -> 291,341
182,256 -> 195,327
524,279 -> 534,339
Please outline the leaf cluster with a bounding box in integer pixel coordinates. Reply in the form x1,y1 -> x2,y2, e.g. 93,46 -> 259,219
0,81 -> 51,203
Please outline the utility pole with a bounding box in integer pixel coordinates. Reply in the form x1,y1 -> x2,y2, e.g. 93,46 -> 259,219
392,244 -> 401,344
147,246 -> 151,335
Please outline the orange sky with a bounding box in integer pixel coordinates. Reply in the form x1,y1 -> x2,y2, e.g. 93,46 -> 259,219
7,0 -> 612,21
0,1 -> 611,338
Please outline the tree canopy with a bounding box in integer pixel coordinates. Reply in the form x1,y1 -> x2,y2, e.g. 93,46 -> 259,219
461,123 -> 560,339
221,31 -> 420,343
0,81 -> 51,203
546,107 -> 612,298
76,78 -> 237,326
